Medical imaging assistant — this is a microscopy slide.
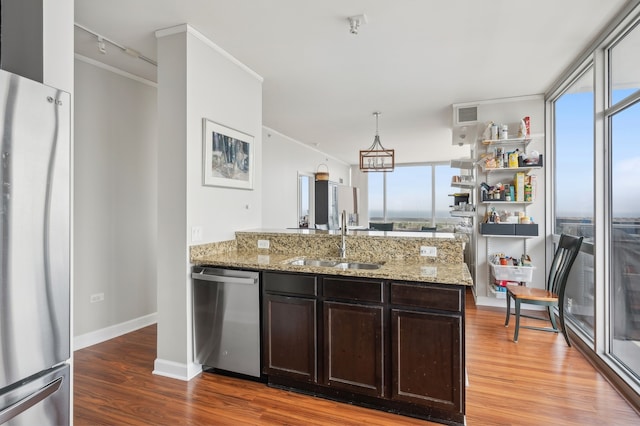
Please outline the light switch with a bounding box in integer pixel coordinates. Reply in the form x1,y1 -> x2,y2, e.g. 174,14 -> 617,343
191,226 -> 203,242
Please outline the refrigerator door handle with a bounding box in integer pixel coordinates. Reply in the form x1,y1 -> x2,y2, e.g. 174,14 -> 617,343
0,377 -> 63,424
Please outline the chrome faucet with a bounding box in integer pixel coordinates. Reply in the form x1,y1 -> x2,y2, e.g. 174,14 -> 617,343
340,210 -> 347,259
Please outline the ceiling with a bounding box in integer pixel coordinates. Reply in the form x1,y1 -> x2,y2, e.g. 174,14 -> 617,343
74,0 -> 628,165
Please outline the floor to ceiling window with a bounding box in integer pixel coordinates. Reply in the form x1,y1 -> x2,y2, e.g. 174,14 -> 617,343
610,100 -> 640,376
553,66 -> 595,339
368,163 -> 456,230
608,21 -> 640,377
550,5 -> 640,400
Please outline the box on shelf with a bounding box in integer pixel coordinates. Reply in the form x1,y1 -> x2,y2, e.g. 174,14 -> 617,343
450,193 -> 470,205
515,223 -> 539,236
514,172 -> 525,201
480,223 -> 515,235
518,154 -> 543,168
494,279 -> 521,287
490,263 -> 535,282
490,284 -> 507,299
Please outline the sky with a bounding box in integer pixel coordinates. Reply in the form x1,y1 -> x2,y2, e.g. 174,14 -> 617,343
556,87 -> 639,218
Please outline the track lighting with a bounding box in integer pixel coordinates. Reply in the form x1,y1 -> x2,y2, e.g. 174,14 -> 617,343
76,23 -> 157,66
97,36 -> 106,54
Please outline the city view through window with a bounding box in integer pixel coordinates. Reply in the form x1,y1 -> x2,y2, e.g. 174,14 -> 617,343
368,164 -> 461,231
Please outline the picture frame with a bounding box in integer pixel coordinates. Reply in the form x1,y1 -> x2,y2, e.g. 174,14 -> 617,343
202,118 -> 254,190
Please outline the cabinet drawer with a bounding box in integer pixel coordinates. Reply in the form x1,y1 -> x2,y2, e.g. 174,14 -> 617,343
263,272 -> 317,296
323,277 -> 384,303
390,283 -> 461,313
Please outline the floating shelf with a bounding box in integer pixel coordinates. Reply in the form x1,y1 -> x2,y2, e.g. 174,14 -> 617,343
451,181 -> 476,188
480,132 -> 544,146
480,200 -> 533,205
450,210 -> 475,217
450,158 -> 476,169
481,137 -> 532,146
481,165 -> 542,173
480,234 -> 536,239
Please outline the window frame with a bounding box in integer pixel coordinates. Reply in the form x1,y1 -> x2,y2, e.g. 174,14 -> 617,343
368,161 -> 453,228
546,1 -> 640,403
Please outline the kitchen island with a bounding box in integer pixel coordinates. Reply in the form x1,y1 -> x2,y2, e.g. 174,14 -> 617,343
191,229 -> 472,426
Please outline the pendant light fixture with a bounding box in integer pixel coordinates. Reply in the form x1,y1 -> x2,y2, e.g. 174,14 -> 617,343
359,112 -> 395,172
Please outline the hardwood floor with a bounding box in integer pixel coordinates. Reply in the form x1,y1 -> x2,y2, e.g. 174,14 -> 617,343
74,290 -> 640,425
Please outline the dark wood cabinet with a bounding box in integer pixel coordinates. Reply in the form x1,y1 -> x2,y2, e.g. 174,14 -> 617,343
323,301 -> 384,397
391,309 -> 462,412
262,272 -> 317,382
262,272 -> 466,425
390,282 -> 464,422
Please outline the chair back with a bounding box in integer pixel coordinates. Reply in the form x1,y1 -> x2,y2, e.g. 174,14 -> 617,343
548,234 -> 584,296
369,222 -> 394,231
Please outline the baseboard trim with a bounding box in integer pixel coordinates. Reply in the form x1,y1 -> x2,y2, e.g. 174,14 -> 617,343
153,359 -> 202,381
476,295 -> 545,310
73,313 -> 157,351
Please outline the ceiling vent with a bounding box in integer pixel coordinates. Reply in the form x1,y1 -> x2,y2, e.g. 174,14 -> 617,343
453,105 -> 478,126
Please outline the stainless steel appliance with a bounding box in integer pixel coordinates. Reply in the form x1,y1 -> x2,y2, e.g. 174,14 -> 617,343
192,266 -> 260,378
0,70 -> 70,425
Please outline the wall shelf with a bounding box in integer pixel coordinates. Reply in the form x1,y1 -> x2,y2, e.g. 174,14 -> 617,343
451,181 -> 476,188
450,210 -> 475,217
481,166 -> 542,174
480,233 -> 536,239
450,158 -> 476,169
480,200 -> 533,205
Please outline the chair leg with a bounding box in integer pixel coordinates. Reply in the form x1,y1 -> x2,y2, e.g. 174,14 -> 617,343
514,300 -> 521,343
548,306 -> 558,331
558,304 -> 571,347
505,292 -> 511,327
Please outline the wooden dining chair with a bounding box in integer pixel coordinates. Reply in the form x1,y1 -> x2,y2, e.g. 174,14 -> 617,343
504,234 -> 584,345
369,222 -> 394,231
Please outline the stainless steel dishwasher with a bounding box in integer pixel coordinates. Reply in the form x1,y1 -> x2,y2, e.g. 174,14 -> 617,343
192,266 -> 261,378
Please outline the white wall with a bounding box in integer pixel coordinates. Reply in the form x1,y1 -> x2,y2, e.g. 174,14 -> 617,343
73,57 -> 158,337
43,0 -> 74,92
155,24 -> 262,380
261,127 -> 351,229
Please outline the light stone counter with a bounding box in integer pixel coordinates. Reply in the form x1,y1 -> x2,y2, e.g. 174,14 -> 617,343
190,229 -> 472,286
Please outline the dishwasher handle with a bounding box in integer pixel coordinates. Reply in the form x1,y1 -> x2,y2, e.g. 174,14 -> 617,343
191,271 -> 257,285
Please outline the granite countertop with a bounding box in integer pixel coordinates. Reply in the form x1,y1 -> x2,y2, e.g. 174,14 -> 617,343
191,250 -> 473,286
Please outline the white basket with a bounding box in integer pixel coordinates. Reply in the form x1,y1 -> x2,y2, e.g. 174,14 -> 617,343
490,263 -> 535,282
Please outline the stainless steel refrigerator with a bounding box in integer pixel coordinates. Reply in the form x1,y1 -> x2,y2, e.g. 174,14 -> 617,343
0,70 -> 71,425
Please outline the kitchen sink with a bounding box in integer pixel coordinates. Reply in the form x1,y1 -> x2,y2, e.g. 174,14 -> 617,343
288,259 -> 340,267
287,258 -> 383,270
335,262 -> 382,270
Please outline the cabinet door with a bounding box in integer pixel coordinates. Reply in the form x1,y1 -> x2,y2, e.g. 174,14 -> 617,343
323,301 -> 384,397
391,309 -> 462,413
263,294 -> 317,382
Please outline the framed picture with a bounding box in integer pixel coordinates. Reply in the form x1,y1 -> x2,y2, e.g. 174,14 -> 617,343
202,118 -> 254,189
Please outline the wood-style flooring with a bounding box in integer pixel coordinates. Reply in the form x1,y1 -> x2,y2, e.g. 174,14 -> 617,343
73,290 -> 640,425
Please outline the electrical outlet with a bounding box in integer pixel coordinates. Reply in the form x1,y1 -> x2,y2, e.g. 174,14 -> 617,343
90,293 -> 104,303
420,266 -> 437,277
420,246 -> 437,257
191,226 -> 203,242
257,239 -> 270,249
